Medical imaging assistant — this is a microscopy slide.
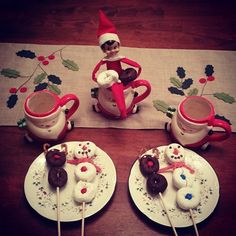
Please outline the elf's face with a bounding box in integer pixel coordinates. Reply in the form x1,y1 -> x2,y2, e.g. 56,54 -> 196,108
102,41 -> 120,58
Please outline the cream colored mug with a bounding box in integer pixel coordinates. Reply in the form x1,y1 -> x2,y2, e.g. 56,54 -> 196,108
167,96 -> 231,149
23,90 -> 79,142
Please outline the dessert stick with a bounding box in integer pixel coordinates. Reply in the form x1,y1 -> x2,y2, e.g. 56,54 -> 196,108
56,187 -> 61,236
159,193 -> 178,236
81,202 -> 85,236
189,209 -> 199,236
146,173 -> 178,236
176,187 -> 201,236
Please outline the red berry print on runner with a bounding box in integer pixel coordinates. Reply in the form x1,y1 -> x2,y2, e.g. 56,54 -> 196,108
9,87 -> 17,93
48,54 -> 55,60
19,87 -> 27,93
42,60 -> 49,66
37,55 -> 45,61
199,78 -> 207,84
207,76 -> 215,81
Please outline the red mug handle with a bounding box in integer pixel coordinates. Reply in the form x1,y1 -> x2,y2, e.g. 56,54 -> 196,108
59,94 -> 80,119
130,80 -> 151,104
208,118 -> 231,141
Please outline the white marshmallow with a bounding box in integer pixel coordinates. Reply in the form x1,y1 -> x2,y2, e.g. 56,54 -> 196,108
176,186 -> 201,210
173,167 -> 195,189
74,162 -> 97,182
74,181 -> 97,203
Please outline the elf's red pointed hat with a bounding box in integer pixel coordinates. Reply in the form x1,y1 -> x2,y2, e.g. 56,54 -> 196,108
97,10 -> 120,46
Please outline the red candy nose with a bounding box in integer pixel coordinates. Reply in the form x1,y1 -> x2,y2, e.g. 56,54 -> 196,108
147,161 -> 154,167
81,187 -> 87,194
82,145 -> 87,150
173,148 -> 179,155
53,154 -> 61,159
81,166 -> 88,172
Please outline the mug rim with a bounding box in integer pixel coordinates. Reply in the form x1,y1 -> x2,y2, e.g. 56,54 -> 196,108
179,95 -> 215,124
24,90 -> 60,117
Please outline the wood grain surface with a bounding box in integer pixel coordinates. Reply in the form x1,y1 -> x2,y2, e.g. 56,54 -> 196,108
0,1 -> 236,236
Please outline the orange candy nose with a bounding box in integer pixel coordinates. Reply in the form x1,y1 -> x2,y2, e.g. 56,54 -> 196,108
173,148 -> 179,155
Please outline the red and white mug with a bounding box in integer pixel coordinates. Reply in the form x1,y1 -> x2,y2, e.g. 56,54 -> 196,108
168,95 -> 231,149
24,90 -> 79,142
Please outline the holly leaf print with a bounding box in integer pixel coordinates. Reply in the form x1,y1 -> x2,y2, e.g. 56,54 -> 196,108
7,94 -> 18,108
170,77 -> 182,88
205,65 -> 214,76
48,84 -> 61,95
48,75 -> 62,85
168,87 -> 184,96
176,67 -> 186,78
1,68 -> 21,78
182,78 -> 193,89
153,100 -> 169,113
34,72 -> 47,84
213,92 -> 235,104
215,114 -> 232,125
187,88 -> 198,96
34,82 -> 48,91
16,50 -> 36,59
62,59 -> 79,71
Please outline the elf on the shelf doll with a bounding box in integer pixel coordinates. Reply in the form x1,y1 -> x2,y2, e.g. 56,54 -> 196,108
92,10 -> 142,86
91,10 -> 148,117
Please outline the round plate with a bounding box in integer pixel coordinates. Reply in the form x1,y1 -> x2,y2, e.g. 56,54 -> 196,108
128,145 -> 219,228
24,141 -> 117,222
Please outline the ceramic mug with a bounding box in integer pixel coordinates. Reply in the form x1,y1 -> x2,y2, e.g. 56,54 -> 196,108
168,95 -> 231,149
94,70 -> 151,118
24,90 -> 79,142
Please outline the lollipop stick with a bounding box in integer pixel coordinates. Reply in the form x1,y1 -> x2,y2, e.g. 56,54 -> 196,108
56,187 -> 61,236
81,202 -> 85,236
189,208 -> 199,236
159,193 -> 178,236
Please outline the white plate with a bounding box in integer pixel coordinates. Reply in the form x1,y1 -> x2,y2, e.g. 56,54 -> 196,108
128,145 -> 219,228
24,141 -> 117,222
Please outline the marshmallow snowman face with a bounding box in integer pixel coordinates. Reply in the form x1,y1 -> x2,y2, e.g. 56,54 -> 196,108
165,143 -> 185,164
74,141 -> 97,159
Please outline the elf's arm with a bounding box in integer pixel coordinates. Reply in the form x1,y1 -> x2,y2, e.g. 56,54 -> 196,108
92,60 -> 106,82
121,58 -> 142,77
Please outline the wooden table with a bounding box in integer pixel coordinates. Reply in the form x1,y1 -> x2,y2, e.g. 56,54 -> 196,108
0,1 -> 236,235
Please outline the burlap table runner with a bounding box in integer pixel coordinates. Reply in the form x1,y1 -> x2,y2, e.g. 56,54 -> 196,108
0,43 -> 235,131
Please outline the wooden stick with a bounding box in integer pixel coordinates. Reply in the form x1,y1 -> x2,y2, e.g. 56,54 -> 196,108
159,193 -> 178,236
56,187 -> 61,236
189,208 -> 199,236
81,202 -> 85,236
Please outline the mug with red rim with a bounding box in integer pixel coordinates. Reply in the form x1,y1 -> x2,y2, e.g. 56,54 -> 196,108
168,95 -> 232,149
24,90 -> 79,142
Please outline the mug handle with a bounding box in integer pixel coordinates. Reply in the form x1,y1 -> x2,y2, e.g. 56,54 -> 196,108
131,80 -> 151,104
59,94 -> 80,119
208,118 -> 231,141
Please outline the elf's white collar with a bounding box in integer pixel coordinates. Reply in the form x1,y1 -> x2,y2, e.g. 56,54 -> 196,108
102,54 -> 125,62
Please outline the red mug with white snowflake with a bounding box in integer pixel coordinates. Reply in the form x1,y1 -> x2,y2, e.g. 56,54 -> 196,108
24,90 -> 79,142
167,95 -> 231,149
